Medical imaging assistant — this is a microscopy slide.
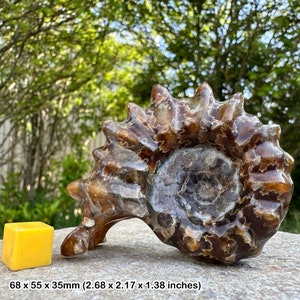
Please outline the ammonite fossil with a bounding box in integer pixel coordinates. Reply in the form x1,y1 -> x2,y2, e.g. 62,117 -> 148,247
61,82 -> 294,264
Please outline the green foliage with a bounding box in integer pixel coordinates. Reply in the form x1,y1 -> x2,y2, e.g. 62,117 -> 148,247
0,173 -> 61,237
280,204 -> 300,234
0,154 -> 88,238
51,153 -> 89,229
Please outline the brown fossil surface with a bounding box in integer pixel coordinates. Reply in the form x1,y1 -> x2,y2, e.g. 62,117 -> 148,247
61,83 -> 294,264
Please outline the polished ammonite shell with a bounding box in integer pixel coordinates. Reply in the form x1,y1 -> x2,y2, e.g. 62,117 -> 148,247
61,82 -> 294,264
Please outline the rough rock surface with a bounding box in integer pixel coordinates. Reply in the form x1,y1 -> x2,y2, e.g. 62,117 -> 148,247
1,219 -> 300,299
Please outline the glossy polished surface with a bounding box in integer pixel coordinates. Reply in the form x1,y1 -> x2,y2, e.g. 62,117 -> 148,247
61,83 -> 293,264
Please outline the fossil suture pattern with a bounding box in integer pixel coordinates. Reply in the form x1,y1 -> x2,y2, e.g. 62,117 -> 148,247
61,83 -> 294,264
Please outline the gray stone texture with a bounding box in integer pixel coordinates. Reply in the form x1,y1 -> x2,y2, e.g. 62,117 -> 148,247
1,219 -> 300,299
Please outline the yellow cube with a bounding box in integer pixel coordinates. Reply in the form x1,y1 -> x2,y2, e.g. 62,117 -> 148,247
1,222 -> 54,271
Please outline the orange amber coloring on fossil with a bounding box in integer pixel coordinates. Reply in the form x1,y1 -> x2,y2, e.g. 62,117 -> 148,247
61,83 -> 294,264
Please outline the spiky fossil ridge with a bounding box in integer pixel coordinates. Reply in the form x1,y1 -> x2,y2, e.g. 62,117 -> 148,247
61,82 -> 294,264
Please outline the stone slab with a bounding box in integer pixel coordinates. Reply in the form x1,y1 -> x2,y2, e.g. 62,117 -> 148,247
1,219 -> 300,299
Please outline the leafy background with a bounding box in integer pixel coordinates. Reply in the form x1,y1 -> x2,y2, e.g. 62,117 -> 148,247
0,0 -> 299,237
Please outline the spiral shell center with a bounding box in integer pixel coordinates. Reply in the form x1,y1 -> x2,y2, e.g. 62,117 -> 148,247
148,147 -> 241,225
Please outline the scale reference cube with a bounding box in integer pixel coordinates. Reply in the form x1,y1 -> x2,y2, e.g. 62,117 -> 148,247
1,221 -> 54,271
